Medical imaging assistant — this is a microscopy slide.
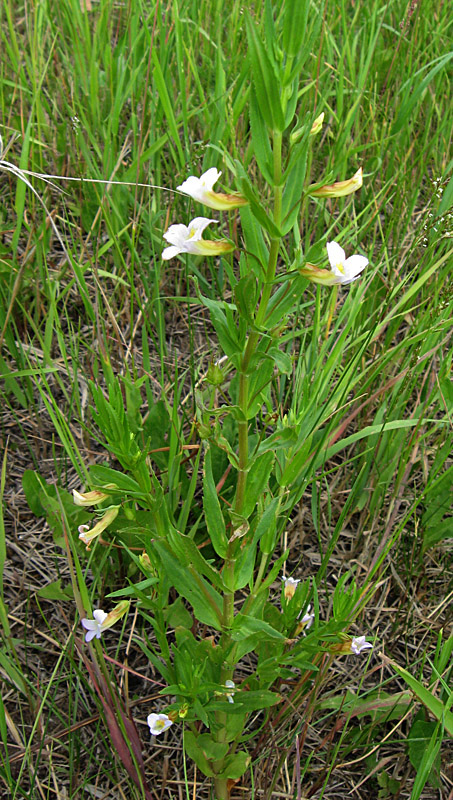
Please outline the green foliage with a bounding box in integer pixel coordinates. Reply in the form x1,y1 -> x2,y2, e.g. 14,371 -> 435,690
1,0 -> 452,796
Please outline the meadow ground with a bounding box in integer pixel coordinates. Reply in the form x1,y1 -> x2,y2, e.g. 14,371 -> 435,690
0,1 -> 452,798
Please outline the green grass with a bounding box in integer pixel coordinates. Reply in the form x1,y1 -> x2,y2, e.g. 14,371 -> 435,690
1,0 -> 452,797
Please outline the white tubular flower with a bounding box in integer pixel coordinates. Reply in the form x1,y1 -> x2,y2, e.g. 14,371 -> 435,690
73,489 -> 110,506
350,636 -> 373,655
294,604 -> 315,636
78,505 -> 120,549
326,241 -> 368,284
81,609 -> 108,642
147,713 -> 173,736
299,605 -> 314,630
81,601 -> 129,643
281,574 -> 301,601
225,680 -> 235,704
177,168 -> 247,211
162,217 -> 235,260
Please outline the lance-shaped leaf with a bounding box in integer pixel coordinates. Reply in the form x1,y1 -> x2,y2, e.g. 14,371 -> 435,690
241,451 -> 275,519
203,447 -> 229,558
245,12 -> 285,132
282,0 -> 310,56
281,137 -> 309,234
249,87 -> 274,183
237,171 -> 282,238
151,539 -> 223,629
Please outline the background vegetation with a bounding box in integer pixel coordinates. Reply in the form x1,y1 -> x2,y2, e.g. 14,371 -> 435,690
0,0 -> 452,797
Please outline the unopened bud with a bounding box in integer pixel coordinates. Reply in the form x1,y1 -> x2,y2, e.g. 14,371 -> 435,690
310,112 -> 324,136
206,361 -> 225,386
309,167 -> 363,198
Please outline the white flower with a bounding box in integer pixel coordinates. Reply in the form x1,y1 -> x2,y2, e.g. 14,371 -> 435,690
78,505 -> 120,549
73,488 -> 110,506
326,241 -> 368,284
147,713 -> 173,736
350,636 -> 373,655
81,601 -> 129,642
162,217 -> 234,260
281,574 -> 300,600
177,168 -> 247,211
298,604 -> 314,630
81,609 -> 108,642
225,679 -> 235,704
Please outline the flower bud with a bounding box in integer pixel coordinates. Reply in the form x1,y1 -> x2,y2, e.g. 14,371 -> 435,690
308,167 -> 363,198
139,551 -> 153,572
205,360 -> 225,386
310,112 -> 324,136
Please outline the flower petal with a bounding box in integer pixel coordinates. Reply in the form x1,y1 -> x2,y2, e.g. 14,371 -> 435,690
200,167 -> 222,190
163,223 -> 190,247
342,255 -> 368,279
326,241 -> 345,268
162,245 -> 181,261
93,609 -> 108,625
187,216 -> 218,240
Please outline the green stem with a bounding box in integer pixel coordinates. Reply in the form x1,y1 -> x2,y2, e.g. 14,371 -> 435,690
234,131 -> 283,516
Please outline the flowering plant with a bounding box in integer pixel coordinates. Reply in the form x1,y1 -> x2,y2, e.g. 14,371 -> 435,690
68,3 -> 380,798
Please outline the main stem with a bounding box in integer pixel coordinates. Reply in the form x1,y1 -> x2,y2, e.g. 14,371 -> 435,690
234,131 -> 283,516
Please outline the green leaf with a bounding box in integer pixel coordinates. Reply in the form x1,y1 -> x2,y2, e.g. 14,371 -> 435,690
239,206 -> 269,278
203,447 -> 228,558
22,470 -> 47,516
249,87 -> 274,182
245,12 -> 284,132
234,274 -> 257,324
167,528 -> 225,590
389,661 -> 453,737
408,720 -> 442,792
197,291 -> 243,362
183,731 -> 214,777
206,687 -> 281,714
88,465 -> 142,495
241,452 -> 275,519
231,614 -> 286,642
217,751 -> 251,780
37,579 -> 74,601
281,138 -> 309,234
151,540 -> 223,630
238,174 -> 282,238
282,0 -> 310,56
264,347 -> 292,376
106,577 -> 159,598
165,598 -> 193,629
